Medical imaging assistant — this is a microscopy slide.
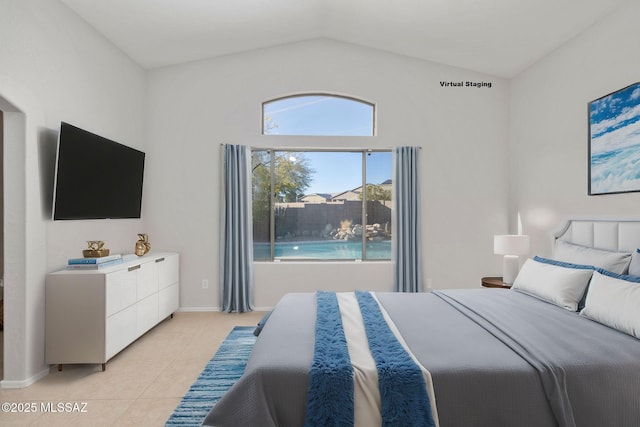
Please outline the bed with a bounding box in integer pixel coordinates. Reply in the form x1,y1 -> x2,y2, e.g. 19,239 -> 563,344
203,219 -> 640,427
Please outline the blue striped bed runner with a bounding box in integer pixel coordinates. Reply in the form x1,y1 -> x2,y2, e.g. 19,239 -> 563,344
304,291 -> 437,427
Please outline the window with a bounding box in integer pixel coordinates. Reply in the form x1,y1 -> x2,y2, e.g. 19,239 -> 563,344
263,94 -> 375,136
255,94 -> 388,261
252,149 -> 392,261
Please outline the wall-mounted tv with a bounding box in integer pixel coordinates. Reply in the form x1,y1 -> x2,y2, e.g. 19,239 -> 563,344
52,122 -> 145,220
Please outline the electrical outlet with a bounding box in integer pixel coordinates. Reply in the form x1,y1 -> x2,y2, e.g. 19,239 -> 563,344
202,279 -> 209,289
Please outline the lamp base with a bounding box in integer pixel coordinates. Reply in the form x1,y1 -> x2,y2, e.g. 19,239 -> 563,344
503,255 -> 520,285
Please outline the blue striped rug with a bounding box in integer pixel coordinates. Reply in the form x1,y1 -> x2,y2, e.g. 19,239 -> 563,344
165,326 -> 257,426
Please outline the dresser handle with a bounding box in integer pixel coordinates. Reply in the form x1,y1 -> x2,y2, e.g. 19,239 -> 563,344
128,265 -> 141,272
155,257 -> 165,263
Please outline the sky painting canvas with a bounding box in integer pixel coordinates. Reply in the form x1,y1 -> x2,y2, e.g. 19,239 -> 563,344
589,82 -> 640,195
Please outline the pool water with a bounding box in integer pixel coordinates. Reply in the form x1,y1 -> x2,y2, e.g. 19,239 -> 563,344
254,240 -> 391,260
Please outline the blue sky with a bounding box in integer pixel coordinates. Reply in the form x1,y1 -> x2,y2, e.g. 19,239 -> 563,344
302,151 -> 391,194
264,95 -> 374,136
264,95 -> 391,194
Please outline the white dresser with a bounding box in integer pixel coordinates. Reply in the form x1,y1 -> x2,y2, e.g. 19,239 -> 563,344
45,252 -> 179,371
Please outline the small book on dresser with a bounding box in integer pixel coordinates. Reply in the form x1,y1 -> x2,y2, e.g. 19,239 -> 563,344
67,254 -> 122,265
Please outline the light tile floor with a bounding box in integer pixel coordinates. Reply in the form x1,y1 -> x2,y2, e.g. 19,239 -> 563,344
0,311 -> 265,426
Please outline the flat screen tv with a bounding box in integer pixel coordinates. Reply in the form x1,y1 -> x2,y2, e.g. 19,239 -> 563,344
52,122 -> 145,220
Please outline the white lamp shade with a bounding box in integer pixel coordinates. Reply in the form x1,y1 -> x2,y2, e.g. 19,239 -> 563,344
494,235 -> 530,256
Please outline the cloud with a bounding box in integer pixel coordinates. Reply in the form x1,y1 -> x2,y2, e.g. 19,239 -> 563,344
591,116 -> 640,155
265,97 -> 332,116
591,103 -> 640,137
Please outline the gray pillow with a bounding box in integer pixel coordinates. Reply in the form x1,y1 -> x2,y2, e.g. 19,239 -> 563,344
628,249 -> 640,276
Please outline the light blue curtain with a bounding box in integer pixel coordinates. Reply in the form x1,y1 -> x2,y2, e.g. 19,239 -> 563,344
394,146 -> 422,292
220,144 -> 253,312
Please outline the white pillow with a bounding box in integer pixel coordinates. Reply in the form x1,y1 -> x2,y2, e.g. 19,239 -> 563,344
512,258 -> 594,311
554,240 -> 631,274
581,271 -> 640,339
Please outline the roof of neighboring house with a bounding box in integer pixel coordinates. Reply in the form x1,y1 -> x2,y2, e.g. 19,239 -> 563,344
331,189 -> 361,200
301,193 -> 333,201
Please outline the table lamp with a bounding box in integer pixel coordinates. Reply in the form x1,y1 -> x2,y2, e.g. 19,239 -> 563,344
494,235 -> 530,285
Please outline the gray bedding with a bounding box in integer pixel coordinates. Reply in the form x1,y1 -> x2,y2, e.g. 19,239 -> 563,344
202,289 -> 640,427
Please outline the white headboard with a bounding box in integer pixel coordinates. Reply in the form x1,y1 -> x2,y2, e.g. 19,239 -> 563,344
554,219 -> 640,252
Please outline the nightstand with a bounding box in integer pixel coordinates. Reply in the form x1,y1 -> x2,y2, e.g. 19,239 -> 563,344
481,276 -> 511,289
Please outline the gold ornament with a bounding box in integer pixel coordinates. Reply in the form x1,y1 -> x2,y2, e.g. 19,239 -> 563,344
83,240 -> 109,257
135,234 -> 151,256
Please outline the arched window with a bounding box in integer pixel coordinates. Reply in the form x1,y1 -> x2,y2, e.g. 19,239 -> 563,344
262,94 -> 375,136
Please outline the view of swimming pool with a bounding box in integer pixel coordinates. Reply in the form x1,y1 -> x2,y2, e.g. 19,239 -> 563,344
254,240 -> 391,260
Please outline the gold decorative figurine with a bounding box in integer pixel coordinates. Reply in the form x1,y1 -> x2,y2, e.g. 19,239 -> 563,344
83,240 -> 109,258
135,233 -> 151,256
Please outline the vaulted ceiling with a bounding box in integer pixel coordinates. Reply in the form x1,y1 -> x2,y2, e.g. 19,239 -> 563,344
60,0 -> 629,78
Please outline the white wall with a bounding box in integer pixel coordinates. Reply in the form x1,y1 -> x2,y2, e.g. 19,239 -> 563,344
0,0 -> 146,386
0,111 -> 3,296
0,0 -> 516,385
11,0 -> 631,385
146,39 -> 510,309
0,1 -> 147,267
510,1 -> 640,257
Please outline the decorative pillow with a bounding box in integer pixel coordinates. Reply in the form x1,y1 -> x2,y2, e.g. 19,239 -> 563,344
532,256 -> 595,271
581,270 -> 640,339
596,267 -> 640,283
512,257 -> 594,311
553,240 -> 631,274
532,255 -> 596,310
627,249 -> 640,276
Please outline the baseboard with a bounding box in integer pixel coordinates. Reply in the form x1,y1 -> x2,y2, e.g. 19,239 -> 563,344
177,306 -> 273,312
0,366 -> 50,389
177,306 -> 221,312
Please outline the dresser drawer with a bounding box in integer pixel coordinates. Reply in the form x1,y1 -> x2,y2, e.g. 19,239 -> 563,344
106,268 -> 137,316
158,254 -> 179,290
106,304 -> 137,360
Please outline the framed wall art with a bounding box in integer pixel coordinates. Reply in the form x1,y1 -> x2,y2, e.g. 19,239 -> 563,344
589,81 -> 640,195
